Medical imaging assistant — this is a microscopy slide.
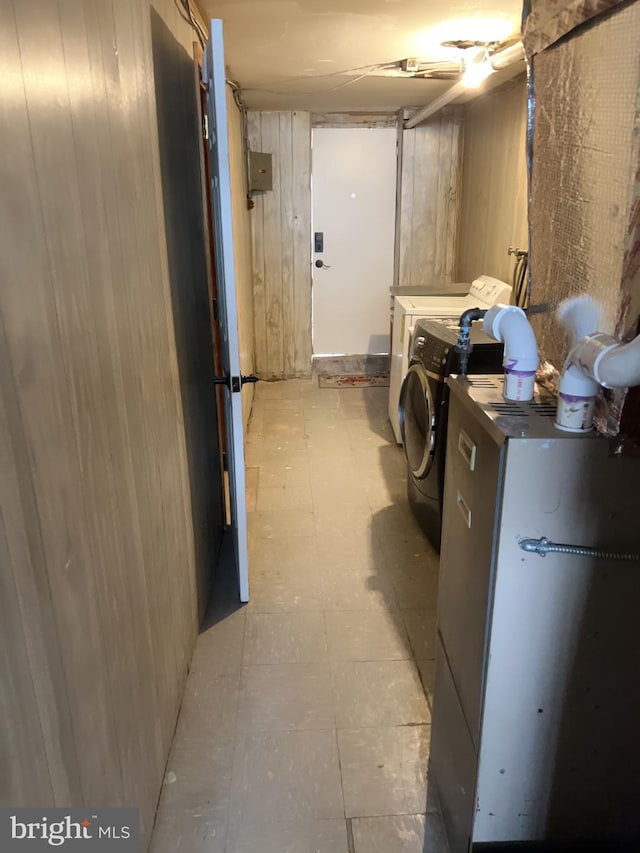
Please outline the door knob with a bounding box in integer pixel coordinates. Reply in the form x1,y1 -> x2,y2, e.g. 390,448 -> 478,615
315,260 -> 331,269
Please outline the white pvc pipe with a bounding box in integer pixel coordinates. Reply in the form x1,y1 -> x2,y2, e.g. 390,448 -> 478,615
555,362 -> 600,432
404,40 -> 525,129
483,304 -> 539,400
555,331 -> 640,431
593,334 -> 640,388
404,80 -> 467,129
490,41 -> 525,70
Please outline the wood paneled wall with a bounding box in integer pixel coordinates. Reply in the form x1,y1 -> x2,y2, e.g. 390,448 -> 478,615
397,112 -> 463,288
227,90 -> 256,425
0,0 -> 223,845
456,76 -> 529,285
247,111 -> 312,379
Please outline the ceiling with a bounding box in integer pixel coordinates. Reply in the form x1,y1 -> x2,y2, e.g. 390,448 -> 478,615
198,0 -> 525,113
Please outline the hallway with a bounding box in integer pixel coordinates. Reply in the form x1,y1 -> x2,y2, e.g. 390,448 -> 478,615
151,379 -> 448,852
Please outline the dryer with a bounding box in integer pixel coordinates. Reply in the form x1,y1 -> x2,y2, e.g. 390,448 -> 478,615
398,320 -> 503,551
388,275 -> 512,443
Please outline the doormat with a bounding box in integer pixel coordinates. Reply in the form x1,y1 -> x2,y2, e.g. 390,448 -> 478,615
318,374 -> 390,388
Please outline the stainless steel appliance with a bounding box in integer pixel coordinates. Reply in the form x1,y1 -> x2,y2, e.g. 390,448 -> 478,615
398,321 -> 503,550
431,375 -> 640,852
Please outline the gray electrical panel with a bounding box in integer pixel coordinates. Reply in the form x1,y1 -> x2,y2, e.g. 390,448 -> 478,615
249,151 -> 272,192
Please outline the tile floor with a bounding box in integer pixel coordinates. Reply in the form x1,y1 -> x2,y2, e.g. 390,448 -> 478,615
151,379 -> 448,853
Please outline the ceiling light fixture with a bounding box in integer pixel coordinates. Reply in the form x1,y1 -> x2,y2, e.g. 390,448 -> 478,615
404,39 -> 525,129
460,48 -> 494,88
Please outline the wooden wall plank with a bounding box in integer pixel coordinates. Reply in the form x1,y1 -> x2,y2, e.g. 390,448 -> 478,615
410,121 -> 441,284
434,117 -> 454,283
0,8 -> 82,808
396,114 -> 463,288
0,512 -> 53,806
2,0 -> 223,845
291,111 -> 312,376
398,128 -> 416,287
445,119 -> 464,282
456,76 -> 528,284
0,338 -> 81,806
247,109 -> 312,379
393,114 -> 404,287
260,113 -> 285,377
279,112 -> 296,376
311,112 -> 398,128
248,112 -> 268,375
226,89 -> 257,428
6,0 -> 124,804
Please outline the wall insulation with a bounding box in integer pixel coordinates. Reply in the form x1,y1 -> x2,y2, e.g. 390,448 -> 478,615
528,0 -> 640,443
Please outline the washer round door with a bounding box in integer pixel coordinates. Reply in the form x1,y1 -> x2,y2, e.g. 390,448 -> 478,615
399,364 -> 437,479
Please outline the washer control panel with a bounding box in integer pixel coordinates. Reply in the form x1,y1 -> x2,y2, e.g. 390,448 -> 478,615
411,329 -> 453,376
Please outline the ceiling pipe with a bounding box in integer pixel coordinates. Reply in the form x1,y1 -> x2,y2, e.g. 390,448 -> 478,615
404,40 -> 525,129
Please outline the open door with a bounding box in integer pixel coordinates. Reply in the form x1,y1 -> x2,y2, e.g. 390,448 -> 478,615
203,19 -> 249,602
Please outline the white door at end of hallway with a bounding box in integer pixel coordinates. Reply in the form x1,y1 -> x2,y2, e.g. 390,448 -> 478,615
312,127 -> 397,356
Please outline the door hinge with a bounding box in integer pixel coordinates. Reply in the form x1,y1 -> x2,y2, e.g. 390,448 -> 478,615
202,114 -> 209,140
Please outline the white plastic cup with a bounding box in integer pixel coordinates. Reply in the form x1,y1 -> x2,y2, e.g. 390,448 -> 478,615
503,368 -> 536,401
555,392 -> 595,432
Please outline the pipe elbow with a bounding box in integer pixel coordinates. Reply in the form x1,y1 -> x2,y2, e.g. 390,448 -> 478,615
555,334 -> 615,432
558,360 -> 600,398
595,334 -> 640,389
483,305 -> 539,400
484,305 -> 539,368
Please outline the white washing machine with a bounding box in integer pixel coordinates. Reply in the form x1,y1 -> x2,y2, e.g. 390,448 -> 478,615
388,275 -> 512,443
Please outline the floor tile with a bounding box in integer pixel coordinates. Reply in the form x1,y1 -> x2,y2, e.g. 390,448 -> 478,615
262,408 -> 305,426
247,566 -> 324,612
236,663 -> 334,732
243,612 -> 328,665
364,478 -> 408,512
308,460 -> 362,487
325,610 -> 411,662
255,380 -> 303,401
253,436 -> 308,463
156,737 -> 234,821
260,396 -> 304,412
248,510 -> 315,540
417,659 -> 436,707
321,566 -> 398,612
386,563 -> 440,606
351,813 -> 449,853
150,815 -> 226,853
258,465 -> 310,489
249,536 -> 318,571
332,660 -> 430,728
301,388 -> 341,409
172,670 -> 240,743
225,820 -> 349,853
377,531 -> 435,567
313,505 -> 375,539
338,725 -> 431,817
401,608 -> 438,660
228,730 -> 344,825
152,382 -> 444,853
190,609 -> 246,678
311,478 -> 370,509
245,466 -> 259,512
345,419 -> 396,448
256,484 -> 313,512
